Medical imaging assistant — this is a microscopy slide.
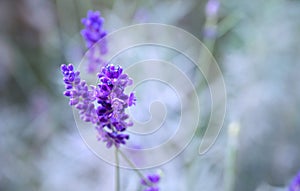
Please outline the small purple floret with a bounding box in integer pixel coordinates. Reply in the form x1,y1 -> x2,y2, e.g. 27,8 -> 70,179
128,92 -> 136,106
141,173 -> 160,191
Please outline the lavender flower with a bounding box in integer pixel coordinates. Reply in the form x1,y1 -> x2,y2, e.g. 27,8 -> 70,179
141,173 -> 160,191
81,10 -> 108,73
203,0 -> 220,39
205,0 -> 220,17
81,10 -> 107,49
61,64 -> 97,123
95,64 -> 135,147
61,64 -> 136,148
289,171 -> 300,191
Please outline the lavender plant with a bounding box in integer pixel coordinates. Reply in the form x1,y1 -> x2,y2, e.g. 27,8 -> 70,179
61,10 -> 160,191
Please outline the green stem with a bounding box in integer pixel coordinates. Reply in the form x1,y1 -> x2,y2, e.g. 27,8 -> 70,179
115,147 -> 120,191
224,122 -> 240,191
118,149 -> 152,186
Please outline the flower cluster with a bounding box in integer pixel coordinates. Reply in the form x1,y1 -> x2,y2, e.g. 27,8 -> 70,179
81,10 -> 108,73
289,171 -> 300,191
61,63 -> 136,148
141,174 -> 161,191
61,64 -> 98,123
95,64 -> 136,148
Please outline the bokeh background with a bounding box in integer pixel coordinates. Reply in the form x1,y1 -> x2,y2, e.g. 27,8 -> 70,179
1,0 -> 300,190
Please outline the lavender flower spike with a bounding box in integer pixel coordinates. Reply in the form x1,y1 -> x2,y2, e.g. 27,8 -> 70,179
81,10 -> 108,73
61,64 -> 97,123
95,64 -> 136,148
81,10 -> 107,49
289,171 -> 300,191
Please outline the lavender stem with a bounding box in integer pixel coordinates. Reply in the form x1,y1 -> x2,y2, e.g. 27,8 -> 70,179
115,147 -> 120,191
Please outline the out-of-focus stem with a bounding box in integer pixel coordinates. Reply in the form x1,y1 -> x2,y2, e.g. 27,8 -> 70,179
203,0 -> 220,51
196,0 -> 220,93
224,122 -> 240,191
115,147 -> 120,191
217,11 -> 243,38
118,149 -> 152,186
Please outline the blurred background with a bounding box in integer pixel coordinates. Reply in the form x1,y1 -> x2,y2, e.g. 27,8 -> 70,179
0,0 -> 300,190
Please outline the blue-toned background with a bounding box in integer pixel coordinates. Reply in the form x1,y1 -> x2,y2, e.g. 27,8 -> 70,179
0,0 -> 300,190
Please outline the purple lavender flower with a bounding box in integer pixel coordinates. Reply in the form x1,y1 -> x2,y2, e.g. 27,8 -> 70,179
203,0 -> 220,39
205,0 -> 220,17
61,63 -> 136,148
81,10 -> 107,49
61,64 -> 97,123
289,171 -> 300,191
141,173 -> 160,191
203,26 -> 218,39
95,64 -> 135,147
81,10 -> 108,73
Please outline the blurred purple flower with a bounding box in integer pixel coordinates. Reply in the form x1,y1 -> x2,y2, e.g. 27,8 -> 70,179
81,10 -> 107,49
134,8 -> 150,22
203,0 -> 220,39
141,173 -> 160,191
61,64 -> 136,148
81,10 -> 108,73
205,0 -> 220,17
289,171 -> 300,191
203,26 -> 218,39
